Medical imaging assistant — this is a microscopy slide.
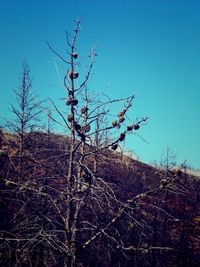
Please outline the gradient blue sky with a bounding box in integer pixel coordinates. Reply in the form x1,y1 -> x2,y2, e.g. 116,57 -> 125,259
0,0 -> 200,168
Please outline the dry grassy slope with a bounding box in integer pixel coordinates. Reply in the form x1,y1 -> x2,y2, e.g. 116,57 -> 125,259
1,130 -> 198,190
1,131 -> 200,267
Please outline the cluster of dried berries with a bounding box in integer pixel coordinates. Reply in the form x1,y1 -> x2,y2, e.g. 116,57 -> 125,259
111,143 -> 118,150
118,110 -> 126,124
68,71 -> 79,80
71,52 -> 78,59
80,106 -> 88,114
66,98 -> 78,106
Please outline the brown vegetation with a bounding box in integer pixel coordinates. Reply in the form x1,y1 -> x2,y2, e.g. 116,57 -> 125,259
0,131 -> 200,266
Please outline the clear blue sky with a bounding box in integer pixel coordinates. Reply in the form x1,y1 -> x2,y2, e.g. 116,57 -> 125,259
0,0 -> 200,169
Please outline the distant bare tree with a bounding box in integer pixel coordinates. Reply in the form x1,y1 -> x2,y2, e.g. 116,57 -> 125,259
5,61 -> 40,181
160,146 -> 176,178
0,62 -> 43,266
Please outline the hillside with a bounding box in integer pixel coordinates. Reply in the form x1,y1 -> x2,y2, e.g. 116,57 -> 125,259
0,130 -> 200,267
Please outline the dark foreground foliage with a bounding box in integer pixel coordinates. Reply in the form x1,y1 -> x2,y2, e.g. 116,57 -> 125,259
0,131 -> 200,267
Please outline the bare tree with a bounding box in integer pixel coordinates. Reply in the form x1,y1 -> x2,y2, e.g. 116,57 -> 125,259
1,20 -> 150,267
5,61 -> 40,181
46,19 -> 148,267
160,146 -> 176,175
0,62 -> 43,266
1,21 -> 200,267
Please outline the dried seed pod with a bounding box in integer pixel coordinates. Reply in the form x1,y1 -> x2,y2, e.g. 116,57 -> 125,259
80,107 -> 88,114
112,143 -> 118,150
72,99 -> 78,106
74,123 -> 81,131
73,72 -> 79,79
127,125 -> 133,131
72,52 -> 78,59
134,124 -> 140,130
118,133 -> 126,142
118,116 -> 125,123
160,179 -> 168,187
112,120 -> 118,127
65,98 -> 72,106
67,114 -> 73,122
83,124 -> 91,132
116,123 -> 121,129
68,71 -> 74,79
118,111 -> 124,117
68,71 -> 79,80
